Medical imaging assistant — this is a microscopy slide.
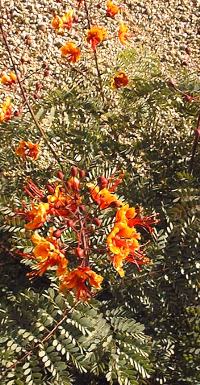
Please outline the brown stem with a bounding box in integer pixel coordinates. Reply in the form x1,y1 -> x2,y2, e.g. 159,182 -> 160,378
78,209 -> 89,267
188,111 -> 200,174
0,22 -> 75,168
83,0 -> 105,102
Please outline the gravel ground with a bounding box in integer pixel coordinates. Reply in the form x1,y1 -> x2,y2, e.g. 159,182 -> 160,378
0,0 -> 199,93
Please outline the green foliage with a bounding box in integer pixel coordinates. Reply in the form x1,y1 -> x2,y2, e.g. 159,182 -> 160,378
0,277 -> 152,385
0,47 -> 200,385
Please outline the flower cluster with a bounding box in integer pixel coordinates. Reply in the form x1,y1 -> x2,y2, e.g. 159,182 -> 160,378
16,168 -> 158,301
88,177 -> 158,277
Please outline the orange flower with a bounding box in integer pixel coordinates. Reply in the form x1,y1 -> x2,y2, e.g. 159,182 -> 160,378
0,97 -> 12,123
115,204 -> 136,223
60,266 -> 103,300
1,71 -> 17,85
60,42 -> 81,62
15,141 -> 40,160
51,15 -> 63,32
111,71 -> 129,89
67,176 -> 80,191
86,26 -> 107,50
62,10 -> 74,30
118,22 -> 129,45
30,232 -> 68,277
25,202 -> 49,230
51,10 -> 73,33
106,0 -> 120,18
107,222 -> 140,257
88,183 -> 122,209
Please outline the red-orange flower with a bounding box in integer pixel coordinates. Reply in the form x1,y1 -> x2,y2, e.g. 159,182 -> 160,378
111,71 -> 129,89
118,22 -> 129,45
106,202 -> 157,275
47,184 -> 79,217
62,10 -> 74,30
51,10 -> 74,33
88,183 -> 122,210
86,26 -> 107,50
60,266 -> 103,300
60,42 -> 81,62
51,15 -> 63,31
29,232 -> 68,277
0,97 -> 12,123
1,71 -> 17,85
25,202 -> 49,230
15,141 -> 40,160
106,0 -> 120,17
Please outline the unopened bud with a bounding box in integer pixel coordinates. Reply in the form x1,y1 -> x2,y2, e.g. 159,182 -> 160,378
44,69 -> 50,77
68,220 -> 74,228
76,247 -> 84,258
67,177 -> 80,191
53,229 -> 62,238
73,15 -> 79,23
71,166 -> 78,177
98,176 -> 108,189
57,170 -> 64,180
110,200 -> 122,208
93,217 -> 102,226
79,169 -> 86,179
46,184 -> 55,194
36,82 -> 43,91
184,94 -> 193,102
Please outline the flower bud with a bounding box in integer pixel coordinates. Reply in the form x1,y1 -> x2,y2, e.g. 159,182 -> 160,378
36,82 -> 43,91
71,166 -> 78,177
184,94 -> 193,102
44,69 -> 50,77
57,170 -> 64,180
79,204 -> 86,212
68,220 -> 74,228
98,176 -> 108,189
93,217 -> 102,226
46,184 -> 55,194
53,229 -> 62,238
110,200 -> 122,208
79,169 -> 86,179
76,247 -> 84,258
67,177 -> 80,191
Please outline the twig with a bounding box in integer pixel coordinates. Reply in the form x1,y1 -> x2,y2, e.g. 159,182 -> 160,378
188,111 -> 200,173
0,22 -> 75,168
83,0 -> 105,103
